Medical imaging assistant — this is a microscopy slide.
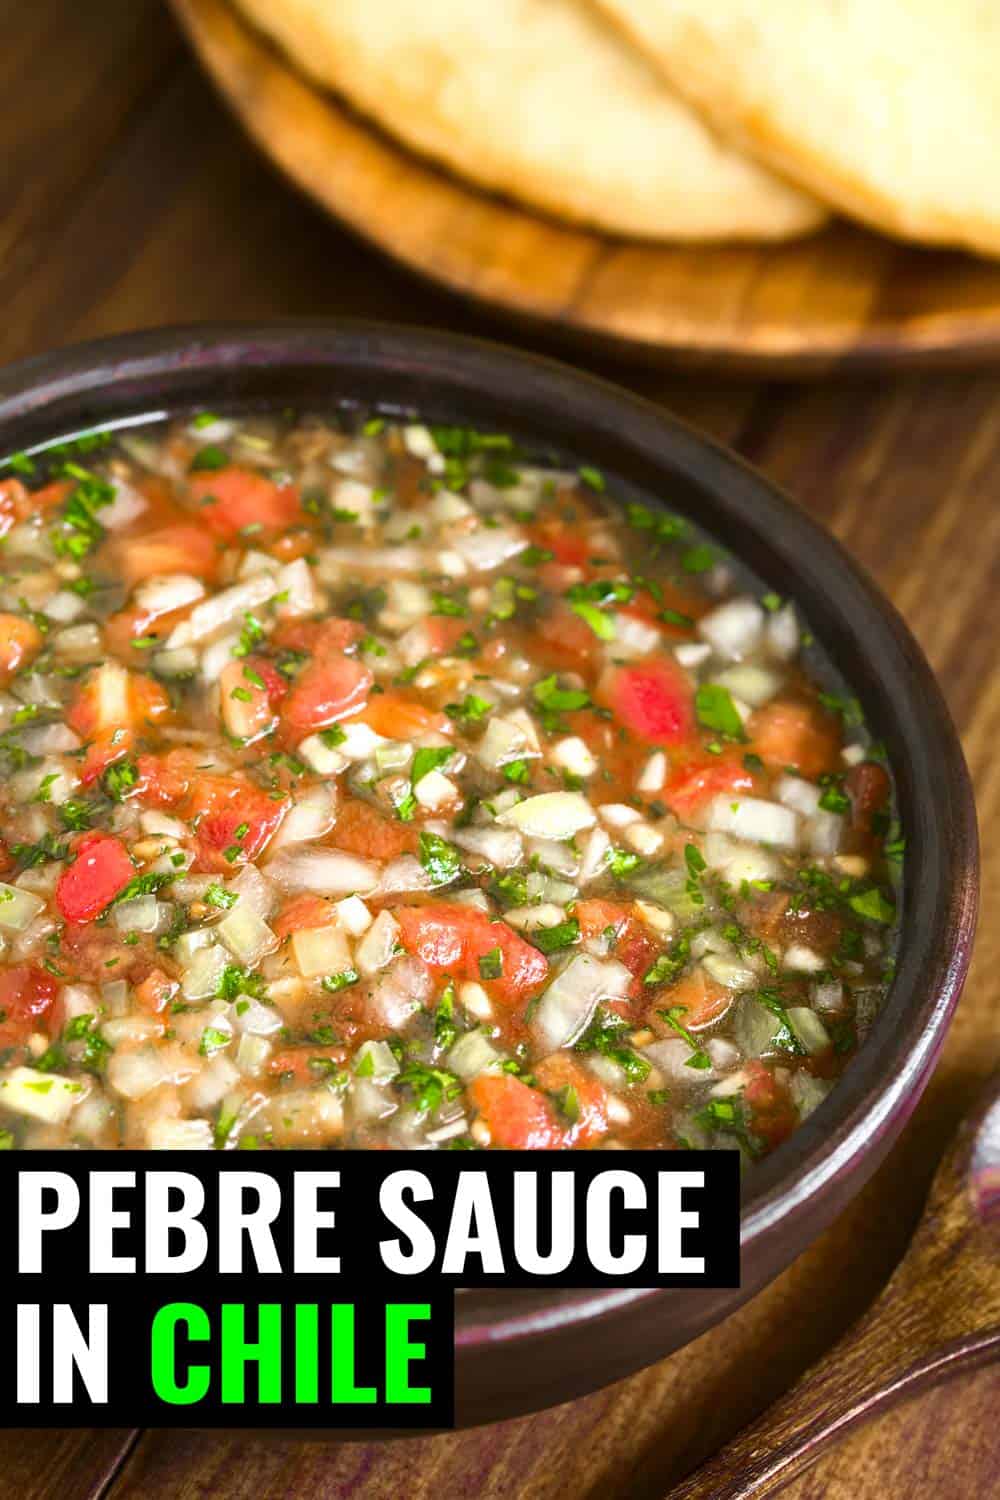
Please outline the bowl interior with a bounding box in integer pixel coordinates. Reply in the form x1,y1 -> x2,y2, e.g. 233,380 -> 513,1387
0,322 -> 978,1358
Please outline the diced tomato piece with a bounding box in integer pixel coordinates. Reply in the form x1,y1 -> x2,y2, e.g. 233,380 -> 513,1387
846,761 -> 891,834
270,616 -> 365,657
424,618 -> 470,655
533,603 -> 601,672
189,466 -> 301,539
272,894 -> 336,940
68,666 -> 171,785
600,659 -> 693,745
130,673 -> 172,727
28,479 -> 74,513
56,833 -> 135,924
356,694 -> 450,740
0,613 -> 43,684
0,965 -> 59,1049
187,775 -> 288,872
219,659 -> 278,743
247,656 -> 289,703
743,1060 -> 798,1150
0,479 -> 28,538
533,1054 -> 609,1147
115,524 -> 218,586
281,656 -> 372,738
268,531 -> 316,563
333,798 -> 417,860
573,898 -> 659,997
657,968 -> 731,1030
749,699 -> 840,780
268,1044 -> 347,1084
468,1074 -> 563,1149
134,968 -> 178,1015
664,748 -> 756,819
527,520 -> 590,568
396,904 -> 548,1006
134,749 -> 198,808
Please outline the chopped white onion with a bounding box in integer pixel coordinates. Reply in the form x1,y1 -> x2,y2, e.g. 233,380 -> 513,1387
101,479 -> 147,530
298,734 -> 348,776
353,1038 -> 400,1082
266,847 -> 379,896
787,1007 -> 831,1055
367,956 -> 432,1031
148,1118 -> 215,1149
637,752 -> 667,794
713,663 -> 783,708
525,837 -> 579,877
701,953 -> 757,992
0,1066 -> 85,1124
813,979 -> 844,1013
291,924 -> 352,980
532,954 -> 632,1051
452,526 -> 526,573
44,591 -> 86,624
598,802 -> 642,830
165,572 -> 276,649
643,1038 -> 713,1082
697,596 -> 765,660
274,557 -> 321,617
674,642 -> 712,669
578,825 -> 611,884
767,603 -> 800,660
550,736 -> 597,778
707,795 -> 799,849
0,883 -> 45,932
139,809 -> 188,840
413,769 -> 457,811
610,613 -> 661,656
218,905 -> 278,967
181,943 -> 231,1001
498,791 -> 595,841
270,783 -> 336,850
108,1046 -> 193,1102
112,895 -> 162,934
448,1029 -> 503,1081
184,1056 -> 240,1112
805,811 -> 844,857
776,775 -> 822,817
356,910 -> 400,977
623,823 -> 665,857
230,863 -> 277,920
783,944 -> 826,974
335,894 -> 373,936
702,831 -> 783,885
375,855 -> 437,895
452,824 -> 523,869
134,573 -> 205,617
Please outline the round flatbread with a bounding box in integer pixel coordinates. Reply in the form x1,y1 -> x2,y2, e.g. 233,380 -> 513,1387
229,0 -> 825,242
596,0 -> 1000,256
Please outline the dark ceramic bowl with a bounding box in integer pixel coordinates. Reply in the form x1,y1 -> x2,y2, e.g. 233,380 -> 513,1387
0,323 -> 978,1428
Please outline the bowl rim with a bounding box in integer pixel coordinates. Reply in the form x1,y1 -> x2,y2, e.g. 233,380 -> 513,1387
0,319 -> 979,1352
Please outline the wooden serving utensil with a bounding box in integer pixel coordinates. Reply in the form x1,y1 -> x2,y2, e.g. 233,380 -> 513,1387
669,1076 -> 1000,1498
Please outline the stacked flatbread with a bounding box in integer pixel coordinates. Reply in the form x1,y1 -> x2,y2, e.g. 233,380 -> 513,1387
232,0 -> 1000,256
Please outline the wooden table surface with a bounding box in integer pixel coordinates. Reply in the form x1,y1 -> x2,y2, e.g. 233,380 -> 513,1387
4,2 -> 999,1496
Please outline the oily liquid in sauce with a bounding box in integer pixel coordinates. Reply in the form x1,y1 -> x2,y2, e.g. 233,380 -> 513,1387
0,411 -> 900,1154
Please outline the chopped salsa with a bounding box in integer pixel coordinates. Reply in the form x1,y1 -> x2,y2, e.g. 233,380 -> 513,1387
0,413 -> 900,1155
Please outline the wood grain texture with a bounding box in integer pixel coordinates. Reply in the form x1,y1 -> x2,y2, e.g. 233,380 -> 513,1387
163,0 -> 1000,374
0,2 -> 998,1496
670,1080 -> 1000,1497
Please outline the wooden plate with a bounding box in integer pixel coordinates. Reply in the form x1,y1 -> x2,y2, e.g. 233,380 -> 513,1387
170,0 -> 1000,373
